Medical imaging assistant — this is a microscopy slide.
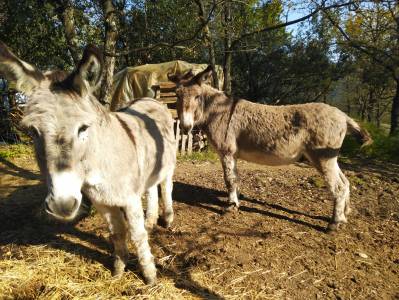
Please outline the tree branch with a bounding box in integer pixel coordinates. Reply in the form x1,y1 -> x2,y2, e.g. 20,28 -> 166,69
105,0 -> 219,57
231,1 -> 356,48
322,8 -> 398,78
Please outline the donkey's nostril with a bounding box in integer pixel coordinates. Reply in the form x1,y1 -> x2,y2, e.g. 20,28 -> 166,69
63,198 -> 78,214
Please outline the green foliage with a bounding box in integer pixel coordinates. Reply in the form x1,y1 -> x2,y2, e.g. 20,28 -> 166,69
125,0 -> 202,65
341,122 -> 399,163
178,148 -> 219,162
0,144 -> 33,159
0,1 -> 71,69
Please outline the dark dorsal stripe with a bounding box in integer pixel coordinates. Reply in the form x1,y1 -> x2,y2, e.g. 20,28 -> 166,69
115,115 -> 135,146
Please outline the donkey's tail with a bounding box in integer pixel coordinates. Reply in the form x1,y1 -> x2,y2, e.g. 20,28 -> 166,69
346,117 -> 373,148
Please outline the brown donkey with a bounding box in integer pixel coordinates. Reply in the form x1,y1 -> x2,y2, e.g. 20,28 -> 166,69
169,66 -> 372,231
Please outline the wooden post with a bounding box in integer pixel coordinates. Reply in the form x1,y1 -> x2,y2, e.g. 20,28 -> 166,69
187,132 -> 193,155
181,133 -> 187,155
175,119 -> 180,153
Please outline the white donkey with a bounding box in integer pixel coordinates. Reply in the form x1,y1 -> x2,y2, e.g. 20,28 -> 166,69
169,66 -> 372,232
0,42 -> 176,284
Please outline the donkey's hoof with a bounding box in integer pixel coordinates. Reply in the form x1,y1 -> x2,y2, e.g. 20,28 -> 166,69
145,220 -> 156,232
112,266 -> 125,278
158,211 -> 173,229
326,222 -> 346,233
112,257 -> 126,278
145,214 -> 158,231
158,218 -> 172,229
223,204 -> 239,214
159,211 -> 174,228
143,269 -> 157,286
144,276 -> 157,286
326,223 -> 338,233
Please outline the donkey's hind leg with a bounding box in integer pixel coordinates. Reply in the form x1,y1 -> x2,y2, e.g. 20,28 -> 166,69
145,185 -> 159,231
160,170 -> 174,228
221,154 -> 239,210
321,157 -> 350,231
94,204 -> 129,277
339,169 -> 351,216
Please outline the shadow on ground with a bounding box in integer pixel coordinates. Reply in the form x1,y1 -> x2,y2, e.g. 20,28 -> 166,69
172,181 -> 329,232
0,180 -> 225,299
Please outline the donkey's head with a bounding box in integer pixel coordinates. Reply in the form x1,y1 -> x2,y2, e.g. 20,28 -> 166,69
168,66 -> 213,134
0,42 -> 104,221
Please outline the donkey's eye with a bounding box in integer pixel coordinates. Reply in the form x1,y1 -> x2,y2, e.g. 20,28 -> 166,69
78,124 -> 89,136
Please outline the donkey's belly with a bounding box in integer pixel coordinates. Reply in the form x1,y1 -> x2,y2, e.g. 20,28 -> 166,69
237,149 -> 301,166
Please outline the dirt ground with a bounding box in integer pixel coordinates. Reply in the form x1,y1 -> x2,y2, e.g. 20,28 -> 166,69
0,149 -> 398,299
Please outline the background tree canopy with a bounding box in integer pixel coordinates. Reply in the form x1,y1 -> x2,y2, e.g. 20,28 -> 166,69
0,0 -> 398,135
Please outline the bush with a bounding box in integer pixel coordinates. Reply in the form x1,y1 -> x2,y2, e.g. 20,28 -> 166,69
341,122 -> 399,163
178,147 -> 219,162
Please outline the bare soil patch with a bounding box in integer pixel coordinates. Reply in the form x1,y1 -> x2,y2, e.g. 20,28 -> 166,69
0,150 -> 398,299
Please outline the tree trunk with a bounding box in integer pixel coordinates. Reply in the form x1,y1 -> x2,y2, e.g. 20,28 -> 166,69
195,0 -> 219,89
390,78 -> 399,135
360,96 -> 367,121
57,0 -> 80,64
367,89 -> 374,123
223,0 -> 232,96
100,0 -> 119,109
376,95 -> 381,128
246,52 -> 256,99
346,97 -> 351,116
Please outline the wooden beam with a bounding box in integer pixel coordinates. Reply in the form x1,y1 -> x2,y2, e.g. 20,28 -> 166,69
181,133 -> 187,155
175,119 -> 180,153
187,132 -> 193,155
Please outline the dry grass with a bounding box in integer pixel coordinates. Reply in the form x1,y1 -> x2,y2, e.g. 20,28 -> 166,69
0,244 -> 191,299
0,230 -> 264,299
0,146 -> 222,299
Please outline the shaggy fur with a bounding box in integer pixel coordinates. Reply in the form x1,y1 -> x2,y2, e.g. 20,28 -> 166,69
169,66 -> 372,231
0,42 -> 176,284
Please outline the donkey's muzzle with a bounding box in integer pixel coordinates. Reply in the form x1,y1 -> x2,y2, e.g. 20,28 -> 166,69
45,196 -> 80,220
179,123 -> 193,135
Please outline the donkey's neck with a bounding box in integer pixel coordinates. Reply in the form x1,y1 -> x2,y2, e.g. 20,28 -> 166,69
200,85 -> 237,148
201,85 -> 234,121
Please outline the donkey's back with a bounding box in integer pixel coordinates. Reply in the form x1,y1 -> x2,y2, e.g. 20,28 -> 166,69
233,101 -> 370,166
117,98 -> 176,190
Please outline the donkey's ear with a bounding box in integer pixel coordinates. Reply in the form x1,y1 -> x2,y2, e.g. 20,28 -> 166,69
71,45 -> 103,96
0,41 -> 44,95
181,69 -> 194,81
193,65 -> 213,86
167,72 -> 180,83
168,69 -> 194,84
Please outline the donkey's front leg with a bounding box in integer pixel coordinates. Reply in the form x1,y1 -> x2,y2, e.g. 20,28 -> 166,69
124,195 -> 157,285
94,204 -> 129,277
221,154 -> 239,210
